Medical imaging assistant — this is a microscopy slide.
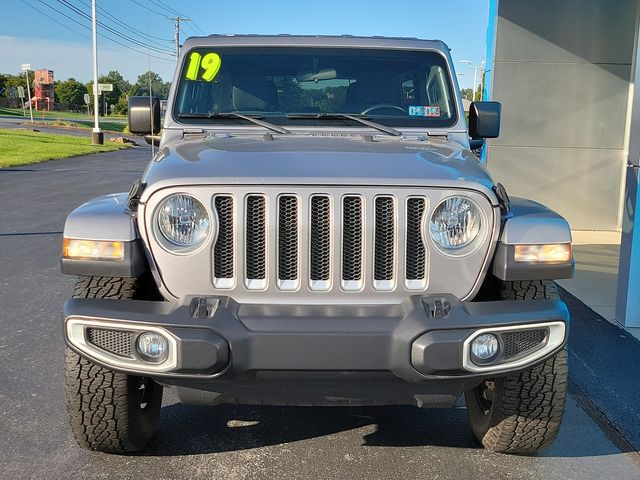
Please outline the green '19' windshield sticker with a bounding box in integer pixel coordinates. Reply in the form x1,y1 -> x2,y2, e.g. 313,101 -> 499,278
185,52 -> 222,81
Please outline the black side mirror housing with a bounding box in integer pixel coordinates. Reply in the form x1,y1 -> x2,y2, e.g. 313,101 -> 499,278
468,101 -> 501,139
128,96 -> 161,135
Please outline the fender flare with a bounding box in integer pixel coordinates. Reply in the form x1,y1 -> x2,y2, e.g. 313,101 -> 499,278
61,193 -> 147,277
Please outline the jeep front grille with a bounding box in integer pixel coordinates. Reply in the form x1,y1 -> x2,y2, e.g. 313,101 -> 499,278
374,196 -> 395,290
406,197 -> 427,289
341,195 -> 364,289
278,195 -> 299,289
213,196 -> 234,287
245,195 -> 267,289
310,195 -> 331,289
212,191 -> 429,293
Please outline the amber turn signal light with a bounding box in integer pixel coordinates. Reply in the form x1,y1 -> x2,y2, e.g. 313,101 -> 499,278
63,238 -> 125,261
514,243 -> 572,263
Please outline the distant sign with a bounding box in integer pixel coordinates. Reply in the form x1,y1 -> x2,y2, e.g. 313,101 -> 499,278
21,63 -> 31,71
97,83 -> 113,94
17,86 -> 25,98
83,93 -> 90,104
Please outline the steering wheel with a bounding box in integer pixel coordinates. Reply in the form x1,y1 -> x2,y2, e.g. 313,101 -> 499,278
361,104 -> 406,115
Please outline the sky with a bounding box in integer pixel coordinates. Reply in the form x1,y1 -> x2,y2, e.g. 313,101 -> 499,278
1,0 -> 489,90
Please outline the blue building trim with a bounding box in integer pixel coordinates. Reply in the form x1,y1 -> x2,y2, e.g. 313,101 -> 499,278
616,167 -> 640,327
481,0 -> 499,163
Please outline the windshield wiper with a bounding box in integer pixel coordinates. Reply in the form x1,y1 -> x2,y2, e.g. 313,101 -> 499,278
177,112 -> 291,135
286,113 -> 402,137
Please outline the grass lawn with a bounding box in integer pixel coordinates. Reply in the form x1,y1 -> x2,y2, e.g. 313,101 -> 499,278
0,107 -> 127,120
56,119 -> 128,133
0,129 -> 131,168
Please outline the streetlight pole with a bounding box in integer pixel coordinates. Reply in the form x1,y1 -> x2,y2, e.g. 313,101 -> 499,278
459,60 -> 486,101
21,63 -> 33,123
91,0 -> 103,145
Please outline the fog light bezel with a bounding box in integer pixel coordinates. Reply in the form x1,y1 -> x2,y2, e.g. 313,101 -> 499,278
66,319 -> 178,373
462,321 -> 566,373
136,331 -> 170,364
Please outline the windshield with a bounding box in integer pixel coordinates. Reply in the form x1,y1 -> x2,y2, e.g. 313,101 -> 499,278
174,47 -> 458,129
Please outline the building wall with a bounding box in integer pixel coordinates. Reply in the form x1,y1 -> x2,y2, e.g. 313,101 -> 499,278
486,0 -> 638,231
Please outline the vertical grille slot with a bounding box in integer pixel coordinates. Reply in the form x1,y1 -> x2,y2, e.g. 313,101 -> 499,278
374,196 -> 395,290
342,195 -> 363,290
245,195 -> 267,289
310,195 -> 331,290
406,197 -> 427,289
213,196 -> 234,288
277,195 -> 299,290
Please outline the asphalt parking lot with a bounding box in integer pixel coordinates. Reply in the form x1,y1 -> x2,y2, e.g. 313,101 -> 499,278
1,147 -> 639,479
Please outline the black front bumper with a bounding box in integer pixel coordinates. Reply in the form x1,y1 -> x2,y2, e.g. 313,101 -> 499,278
64,294 -> 569,404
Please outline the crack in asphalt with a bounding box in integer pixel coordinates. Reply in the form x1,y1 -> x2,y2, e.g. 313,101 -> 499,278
0,231 -> 63,237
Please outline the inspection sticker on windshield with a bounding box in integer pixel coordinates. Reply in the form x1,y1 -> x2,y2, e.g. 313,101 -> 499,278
409,105 -> 440,117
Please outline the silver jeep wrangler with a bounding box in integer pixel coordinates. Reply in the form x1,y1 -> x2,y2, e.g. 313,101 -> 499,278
61,35 -> 574,454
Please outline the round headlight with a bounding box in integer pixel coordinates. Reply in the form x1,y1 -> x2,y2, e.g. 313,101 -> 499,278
429,197 -> 481,250
157,194 -> 210,247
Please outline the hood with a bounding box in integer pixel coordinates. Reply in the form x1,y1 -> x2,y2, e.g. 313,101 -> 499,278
141,135 -> 497,202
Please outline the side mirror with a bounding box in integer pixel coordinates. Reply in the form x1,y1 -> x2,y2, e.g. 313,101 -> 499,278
128,96 -> 161,135
468,101 -> 501,139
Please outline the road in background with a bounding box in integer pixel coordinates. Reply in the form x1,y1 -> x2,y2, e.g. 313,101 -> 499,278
0,148 -> 638,479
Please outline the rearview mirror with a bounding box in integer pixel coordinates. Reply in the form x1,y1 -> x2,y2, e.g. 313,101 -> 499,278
468,101 -> 501,139
128,96 -> 161,135
297,68 -> 337,82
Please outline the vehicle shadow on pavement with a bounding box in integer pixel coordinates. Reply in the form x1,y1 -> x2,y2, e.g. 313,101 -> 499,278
145,401 -> 629,458
148,404 -> 478,455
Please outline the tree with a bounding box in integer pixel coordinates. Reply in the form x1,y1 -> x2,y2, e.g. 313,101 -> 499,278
55,78 -> 87,109
461,84 -> 484,102
130,71 -> 171,99
98,70 -> 130,109
0,71 -> 35,98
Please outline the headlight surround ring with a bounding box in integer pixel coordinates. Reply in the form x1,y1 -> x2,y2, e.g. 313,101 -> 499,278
155,194 -> 212,252
428,196 -> 484,255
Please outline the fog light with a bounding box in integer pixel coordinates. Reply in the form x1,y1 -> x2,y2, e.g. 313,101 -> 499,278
136,332 -> 168,362
471,333 -> 499,362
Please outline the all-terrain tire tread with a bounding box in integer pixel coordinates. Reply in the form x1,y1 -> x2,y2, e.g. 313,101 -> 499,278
65,276 -> 162,453
480,350 -> 567,453
466,280 -> 567,454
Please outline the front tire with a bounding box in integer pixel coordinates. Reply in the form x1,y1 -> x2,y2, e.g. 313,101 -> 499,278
465,280 -> 568,454
65,276 -> 163,453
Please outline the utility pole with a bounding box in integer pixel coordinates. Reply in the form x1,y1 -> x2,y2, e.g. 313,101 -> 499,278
91,0 -> 103,144
168,16 -> 191,57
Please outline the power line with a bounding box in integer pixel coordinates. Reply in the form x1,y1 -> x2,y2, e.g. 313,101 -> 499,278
34,0 -> 176,62
75,0 -> 172,43
20,0 -> 91,41
130,0 -> 167,17
148,0 -> 205,35
55,0 -> 175,56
